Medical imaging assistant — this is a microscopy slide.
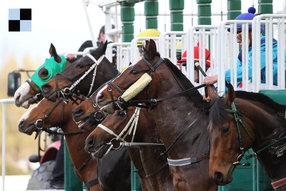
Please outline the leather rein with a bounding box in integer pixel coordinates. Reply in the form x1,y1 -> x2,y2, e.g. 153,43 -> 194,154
34,95 -> 99,189
103,55 -> 209,167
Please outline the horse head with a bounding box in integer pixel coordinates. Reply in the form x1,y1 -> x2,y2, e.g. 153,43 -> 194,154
96,39 -> 164,113
14,43 -> 70,108
208,84 -> 256,185
72,89 -> 106,131
41,41 -> 119,102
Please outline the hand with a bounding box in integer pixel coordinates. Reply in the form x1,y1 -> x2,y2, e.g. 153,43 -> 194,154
203,75 -> 218,85
203,94 -> 211,102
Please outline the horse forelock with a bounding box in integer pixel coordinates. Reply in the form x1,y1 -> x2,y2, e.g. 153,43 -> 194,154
209,97 -> 231,128
235,90 -> 285,114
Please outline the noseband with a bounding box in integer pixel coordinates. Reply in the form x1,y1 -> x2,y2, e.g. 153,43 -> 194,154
50,54 -> 105,100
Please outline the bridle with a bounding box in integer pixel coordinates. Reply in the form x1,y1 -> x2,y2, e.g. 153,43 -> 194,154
225,101 -> 286,166
47,53 -> 105,101
92,106 -> 167,178
225,101 -> 286,189
106,55 -> 206,111
33,95 -> 99,189
33,96 -> 85,137
100,55 -> 209,166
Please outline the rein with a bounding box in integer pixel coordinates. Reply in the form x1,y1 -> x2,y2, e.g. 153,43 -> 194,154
163,112 -> 210,167
121,84 -> 206,109
225,102 -> 254,166
55,54 -> 105,99
227,101 -> 286,189
95,107 -> 164,157
226,101 -> 286,166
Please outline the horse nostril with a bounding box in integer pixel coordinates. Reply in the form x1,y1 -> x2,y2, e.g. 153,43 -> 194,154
214,171 -> 224,185
72,108 -> 83,118
18,119 -> 25,131
97,93 -> 104,102
42,84 -> 51,93
85,136 -> 95,152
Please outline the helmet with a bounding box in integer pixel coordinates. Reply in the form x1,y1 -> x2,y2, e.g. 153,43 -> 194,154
176,41 -> 182,53
176,41 -> 183,61
227,6 -> 258,32
177,44 -> 211,67
235,6 -> 256,21
136,29 -> 160,47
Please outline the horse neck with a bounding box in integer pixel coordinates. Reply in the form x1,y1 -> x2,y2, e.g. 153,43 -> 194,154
125,111 -> 172,191
150,82 -> 208,157
235,99 -> 286,182
59,105 -> 98,186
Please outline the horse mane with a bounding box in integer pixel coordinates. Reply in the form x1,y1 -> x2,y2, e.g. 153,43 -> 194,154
210,90 -> 286,125
164,58 -> 211,111
209,97 -> 231,125
235,90 -> 285,114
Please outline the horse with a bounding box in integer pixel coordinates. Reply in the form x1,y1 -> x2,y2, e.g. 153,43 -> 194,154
14,43 -> 72,108
207,83 -> 286,190
95,39 -> 217,191
40,41 -> 119,102
72,93 -> 174,191
17,95 -> 132,191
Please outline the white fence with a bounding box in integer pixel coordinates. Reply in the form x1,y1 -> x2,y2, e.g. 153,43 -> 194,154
109,14 -> 286,94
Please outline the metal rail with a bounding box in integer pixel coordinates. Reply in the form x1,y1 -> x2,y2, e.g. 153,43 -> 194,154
1,98 -> 15,191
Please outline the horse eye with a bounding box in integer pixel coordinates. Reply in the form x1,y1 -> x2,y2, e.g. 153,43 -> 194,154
76,64 -> 84,68
131,70 -> 139,75
117,110 -> 126,116
221,127 -> 230,134
40,69 -> 48,79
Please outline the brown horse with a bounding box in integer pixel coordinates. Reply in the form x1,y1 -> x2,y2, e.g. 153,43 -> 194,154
207,83 -> 286,190
41,41 -> 119,102
72,93 -> 174,191
95,39 -> 217,191
17,95 -> 131,191
14,43 -> 72,108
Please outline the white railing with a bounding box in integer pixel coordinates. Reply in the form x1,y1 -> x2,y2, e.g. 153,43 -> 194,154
1,98 -> 16,191
106,42 -> 132,72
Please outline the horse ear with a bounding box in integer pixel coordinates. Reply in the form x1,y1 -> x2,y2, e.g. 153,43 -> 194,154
206,85 -> 217,100
145,39 -> 157,60
225,83 -> 235,106
98,40 -> 108,56
49,43 -> 62,63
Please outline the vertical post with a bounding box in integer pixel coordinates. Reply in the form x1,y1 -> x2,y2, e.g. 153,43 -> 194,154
64,139 -> 83,191
131,163 -> 142,191
0,99 -> 14,191
258,0 -> 273,14
1,102 -> 7,191
197,0 -> 212,25
121,2 -> 135,42
227,0 -> 241,20
169,0 -> 184,31
144,0 -> 158,29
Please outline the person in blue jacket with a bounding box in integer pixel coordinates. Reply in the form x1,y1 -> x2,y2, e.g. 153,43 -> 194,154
203,6 -> 286,88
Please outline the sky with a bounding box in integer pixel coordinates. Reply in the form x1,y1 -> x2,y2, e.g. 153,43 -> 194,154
0,0 -> 284,69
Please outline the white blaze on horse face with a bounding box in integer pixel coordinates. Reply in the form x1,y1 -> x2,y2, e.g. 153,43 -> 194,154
96,84 -> 108,106
14,82 -> 31,103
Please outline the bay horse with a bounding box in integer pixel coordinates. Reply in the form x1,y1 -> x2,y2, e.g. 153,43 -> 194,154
207,83 -> 286,190
72,93 -> 173,191
14,43 -> 72,108
17,95 -> 131,191
95,39 -> 217,191
41,41 -> 119,102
